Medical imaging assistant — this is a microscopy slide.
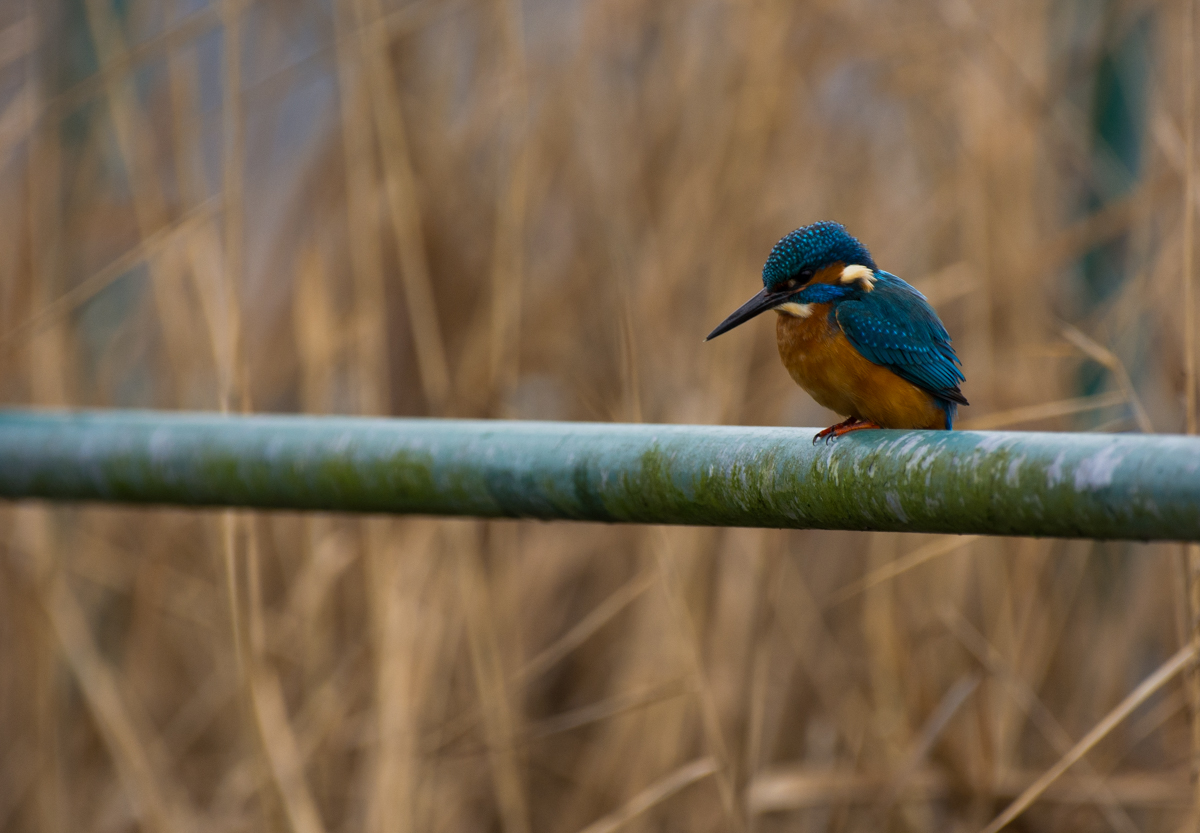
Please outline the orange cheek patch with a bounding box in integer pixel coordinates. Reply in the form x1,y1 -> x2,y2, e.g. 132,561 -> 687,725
810,262 -> 847,285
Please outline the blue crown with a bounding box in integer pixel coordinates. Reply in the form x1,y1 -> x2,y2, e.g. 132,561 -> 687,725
762,222 -> 876,289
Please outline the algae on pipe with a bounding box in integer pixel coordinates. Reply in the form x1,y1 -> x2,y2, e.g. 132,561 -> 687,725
0,410 -> 1198,541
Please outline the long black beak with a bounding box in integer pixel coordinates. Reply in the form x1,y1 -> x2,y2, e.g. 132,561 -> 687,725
705,287 -> 778,341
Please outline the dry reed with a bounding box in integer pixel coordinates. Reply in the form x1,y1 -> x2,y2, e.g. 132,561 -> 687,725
0,1 -> 1196,832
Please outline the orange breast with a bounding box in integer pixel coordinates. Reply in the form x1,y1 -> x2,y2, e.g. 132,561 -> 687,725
775,307 -> 948,430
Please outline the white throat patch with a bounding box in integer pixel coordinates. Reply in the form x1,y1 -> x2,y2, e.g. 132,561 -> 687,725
839,264 -> 876,291
774,302 -> 812,318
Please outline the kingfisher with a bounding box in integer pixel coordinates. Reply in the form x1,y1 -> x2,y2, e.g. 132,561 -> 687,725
706,222 -> 967,441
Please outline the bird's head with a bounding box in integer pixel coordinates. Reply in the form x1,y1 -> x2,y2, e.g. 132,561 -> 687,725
706,222 -> 877,341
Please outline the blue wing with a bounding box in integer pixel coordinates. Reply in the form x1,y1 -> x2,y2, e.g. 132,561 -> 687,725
834,272 -> 968,406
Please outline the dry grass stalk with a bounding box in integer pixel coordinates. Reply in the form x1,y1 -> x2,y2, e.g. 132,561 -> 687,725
1059,322 -> 1155,433
455,524 -> 531,833
37,563 -> 192,833
1,197 -> 219,353
982,644 -> 1197,833
217,0 -> 244,411
1182,5 -> 1200,831
749,766 -> 1193,811
575,757 -> 719,833
351,0 -> 449,412
2,2 -> 1198,832
960,390 -> 1128,429
942,608 -> 1141,833
826,536 -> 979,607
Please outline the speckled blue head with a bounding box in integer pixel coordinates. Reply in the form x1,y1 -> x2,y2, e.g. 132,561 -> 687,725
761,222 -> 876,290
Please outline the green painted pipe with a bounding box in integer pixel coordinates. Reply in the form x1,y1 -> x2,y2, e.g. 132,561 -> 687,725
0,409 -> 1198,540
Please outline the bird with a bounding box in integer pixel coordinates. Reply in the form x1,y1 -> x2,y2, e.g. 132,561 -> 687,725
705,222 -> 967,442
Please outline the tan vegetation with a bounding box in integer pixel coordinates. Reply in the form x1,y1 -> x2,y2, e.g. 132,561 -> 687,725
0,1 -> 1196,831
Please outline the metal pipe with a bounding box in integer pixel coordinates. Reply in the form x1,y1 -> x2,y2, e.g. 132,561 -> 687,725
0,409 -> 1198,540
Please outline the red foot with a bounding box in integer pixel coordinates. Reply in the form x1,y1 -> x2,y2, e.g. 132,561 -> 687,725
813,416 -> 884,444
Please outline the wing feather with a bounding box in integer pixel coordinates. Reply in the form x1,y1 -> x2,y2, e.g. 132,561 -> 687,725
834,273 -> 968,406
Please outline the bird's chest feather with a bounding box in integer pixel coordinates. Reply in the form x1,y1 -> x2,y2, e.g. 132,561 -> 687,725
774,303 -> 949,429
774,305 -> 869,414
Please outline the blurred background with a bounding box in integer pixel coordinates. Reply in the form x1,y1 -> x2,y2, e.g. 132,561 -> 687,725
0,0 -> 1196,831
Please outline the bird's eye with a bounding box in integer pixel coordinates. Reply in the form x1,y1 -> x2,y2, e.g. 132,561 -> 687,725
799,268 -> 814,281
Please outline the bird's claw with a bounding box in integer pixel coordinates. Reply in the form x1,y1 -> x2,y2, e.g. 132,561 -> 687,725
812,417 -> 883,444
